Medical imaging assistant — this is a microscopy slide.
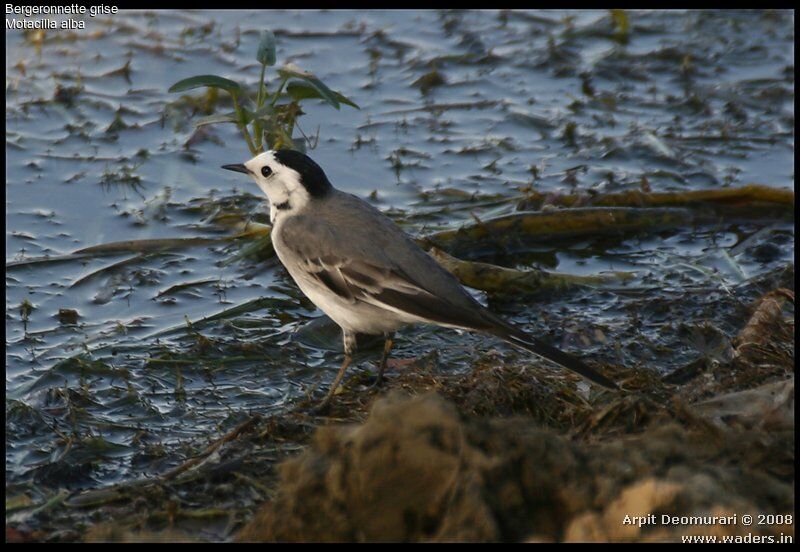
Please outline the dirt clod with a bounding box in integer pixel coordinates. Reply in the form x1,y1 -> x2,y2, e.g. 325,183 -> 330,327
237,389 -> 793,542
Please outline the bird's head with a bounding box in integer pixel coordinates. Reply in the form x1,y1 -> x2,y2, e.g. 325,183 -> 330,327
222,149 -> 332,221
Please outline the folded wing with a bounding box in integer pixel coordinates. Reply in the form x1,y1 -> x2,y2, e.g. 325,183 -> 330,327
300,256 -> 496,332
278,206 -> 618,390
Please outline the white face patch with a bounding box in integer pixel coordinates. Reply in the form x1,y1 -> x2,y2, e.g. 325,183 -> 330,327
244,151 -> 311,223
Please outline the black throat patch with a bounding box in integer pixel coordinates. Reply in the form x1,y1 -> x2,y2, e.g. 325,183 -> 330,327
274,200 -> 291,211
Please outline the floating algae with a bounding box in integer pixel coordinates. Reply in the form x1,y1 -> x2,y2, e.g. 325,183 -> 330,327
421,207 -> 698,254
429,247 -> 634,296
516,184 -> 794,214
5,9 -> 794,543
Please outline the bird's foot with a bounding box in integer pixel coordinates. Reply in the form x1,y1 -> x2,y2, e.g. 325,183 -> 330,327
368,336 -> 393,390
310,354 -> 352,415
368,373 -> 384,390
312,400 -> 332,415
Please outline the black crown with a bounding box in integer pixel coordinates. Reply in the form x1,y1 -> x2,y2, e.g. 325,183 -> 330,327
273,149 -> 333,198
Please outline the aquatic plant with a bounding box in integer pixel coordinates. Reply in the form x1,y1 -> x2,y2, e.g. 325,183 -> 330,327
169,30 -> 358,154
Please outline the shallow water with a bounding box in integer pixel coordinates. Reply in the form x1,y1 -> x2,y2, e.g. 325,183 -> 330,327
5,10 -> 794,494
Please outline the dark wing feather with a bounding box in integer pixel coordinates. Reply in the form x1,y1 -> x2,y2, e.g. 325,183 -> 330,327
277,205 -> 618,390
303,257 -> 494,331
314,269 -> 354,302
307,257 -> 618,389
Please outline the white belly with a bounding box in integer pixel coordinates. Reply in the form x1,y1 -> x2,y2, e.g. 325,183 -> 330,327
273,240 -> 411,335
296,276 -> 408,335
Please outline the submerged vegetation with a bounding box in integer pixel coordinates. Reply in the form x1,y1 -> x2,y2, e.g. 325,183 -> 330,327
5,10 -> 795,542
169,30 -> 358,154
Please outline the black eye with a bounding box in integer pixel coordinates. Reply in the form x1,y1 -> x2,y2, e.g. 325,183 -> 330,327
261,166 -> 273,177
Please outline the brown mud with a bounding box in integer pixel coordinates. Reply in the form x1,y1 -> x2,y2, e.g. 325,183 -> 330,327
62,278 -> 793,543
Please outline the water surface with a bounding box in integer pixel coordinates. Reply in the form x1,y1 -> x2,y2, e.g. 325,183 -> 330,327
6,9 -> 794,494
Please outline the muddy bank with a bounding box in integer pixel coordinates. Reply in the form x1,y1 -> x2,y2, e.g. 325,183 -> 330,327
235,385 -> 793,543
6,273 -> 792,543
7,12 -> 795,539
232,287 -> 794,542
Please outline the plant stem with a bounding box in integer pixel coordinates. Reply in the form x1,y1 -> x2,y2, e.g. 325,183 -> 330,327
254,62 -> 268,150
256,63 -> 267,108
270,76 -> 289,107
231,91 -> 257,155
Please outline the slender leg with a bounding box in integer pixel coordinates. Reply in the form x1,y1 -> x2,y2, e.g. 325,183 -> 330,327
315,330 -> 357,412
372,333 -> 394,389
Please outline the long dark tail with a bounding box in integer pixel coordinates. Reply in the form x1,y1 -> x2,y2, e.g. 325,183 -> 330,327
487,322 -> 619,390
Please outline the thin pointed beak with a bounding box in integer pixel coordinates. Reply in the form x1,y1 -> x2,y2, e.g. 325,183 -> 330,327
221,163 -> 251,175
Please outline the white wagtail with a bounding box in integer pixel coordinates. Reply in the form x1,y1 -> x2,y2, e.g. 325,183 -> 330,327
223,150 -> 618,409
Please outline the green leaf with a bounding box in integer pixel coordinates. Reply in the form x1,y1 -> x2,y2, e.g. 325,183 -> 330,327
194,112 -> 238,127
334,93 -> 360,109
256,30 -> 277,66
169,75 -> 242,94
251,104 -> 275,119
261,119 -> 300,151
278,67 -> 340,109
286,81 -> 360,109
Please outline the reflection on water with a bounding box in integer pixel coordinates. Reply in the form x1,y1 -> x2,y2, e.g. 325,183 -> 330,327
5,10 -> 794,492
